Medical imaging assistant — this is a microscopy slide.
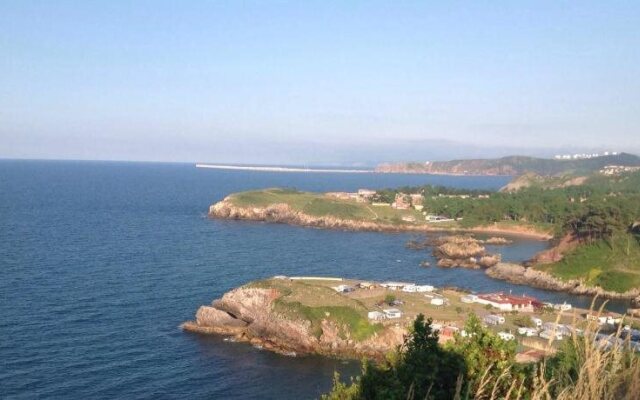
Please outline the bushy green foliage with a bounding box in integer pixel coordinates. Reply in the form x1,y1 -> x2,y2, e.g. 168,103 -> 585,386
322,314 -> 467,400
537,232 -> 640,292
445,315 -> 521,397
323,313 -> 640,400
377,171 -> 640,239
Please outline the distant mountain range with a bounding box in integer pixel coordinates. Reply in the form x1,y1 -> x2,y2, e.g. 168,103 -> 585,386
375,153 -> 640,176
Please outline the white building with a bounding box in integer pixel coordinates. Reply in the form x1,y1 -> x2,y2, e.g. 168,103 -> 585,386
498,332 -> 515,341
531,317 -> 543,328
383,308 -> 402,319
540,330 -> 563,340
484,315 -> 505,325
381,282 -> 414,291
332,284 -> 355,293
517,327 -> 538,337
368,311 -> 386,321
461,294 -> 478,303
415,285 -> 435,292
430,298 -> 445,306
553,303 -> 572,311
402,285 -> 417,293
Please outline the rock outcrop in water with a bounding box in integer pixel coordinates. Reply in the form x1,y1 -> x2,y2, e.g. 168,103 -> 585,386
182,286 -> 405,360
431,235 -> 501,269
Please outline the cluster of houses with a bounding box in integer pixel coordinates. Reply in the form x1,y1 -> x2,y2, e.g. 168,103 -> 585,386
482,314 -> 573,341
380,281 -> 435,292
554,151 -> 618,160
325,189 -> 377,203
461,292 -> 545,312
391,193 -> 424,210
365,281 -> 442,321
600,165 -> 640,176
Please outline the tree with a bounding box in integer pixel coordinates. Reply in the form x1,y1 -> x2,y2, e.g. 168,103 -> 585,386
323,314 -> 466,400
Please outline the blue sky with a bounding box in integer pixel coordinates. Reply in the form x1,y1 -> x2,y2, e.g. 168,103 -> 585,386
1,1 -> 639,164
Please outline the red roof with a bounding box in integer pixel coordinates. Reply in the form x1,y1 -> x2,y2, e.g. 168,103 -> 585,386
478,292 -> 542,307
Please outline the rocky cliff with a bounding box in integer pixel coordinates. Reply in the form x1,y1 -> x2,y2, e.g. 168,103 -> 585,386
485,263 -> 640,302
209,198 -> 552,239
182,286 -> 405,360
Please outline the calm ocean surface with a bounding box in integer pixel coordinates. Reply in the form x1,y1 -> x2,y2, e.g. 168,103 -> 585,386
0,160 -> 626,399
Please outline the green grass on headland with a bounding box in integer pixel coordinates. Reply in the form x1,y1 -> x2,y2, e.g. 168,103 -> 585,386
229,188 -> 422,225
247,279 -> 383,341
536,233 -> 640,292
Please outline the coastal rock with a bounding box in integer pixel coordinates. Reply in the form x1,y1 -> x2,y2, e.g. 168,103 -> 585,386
483,237 -> 513,245
196,306 -> 248,329
485,263 -> 640,300
529,234 -> 578,264
431,235 -> 502,269
208,198 -> 552,239
433,235 -> 485,259
478,254 -> 501,268
183,286 -> 406,360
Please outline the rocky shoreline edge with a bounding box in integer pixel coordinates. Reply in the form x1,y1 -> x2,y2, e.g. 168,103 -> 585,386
181,285 -> 405,360
485,263 -> 640,305
209,199 -> 640,306
208,198 -> 553,240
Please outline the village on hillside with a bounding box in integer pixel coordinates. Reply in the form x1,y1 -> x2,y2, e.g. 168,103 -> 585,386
279,276 -> 640,362
325,188 -> 478,223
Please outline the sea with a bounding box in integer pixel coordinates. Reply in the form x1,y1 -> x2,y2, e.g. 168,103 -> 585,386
0,160 -> 629,399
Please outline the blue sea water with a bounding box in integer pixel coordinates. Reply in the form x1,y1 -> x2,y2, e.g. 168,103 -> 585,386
0,160 -> 626,399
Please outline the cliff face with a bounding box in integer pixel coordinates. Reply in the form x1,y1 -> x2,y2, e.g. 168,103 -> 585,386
182,286 -> 405,360
209,198 -> 553,239
210,199 -> 409,232
485,263 -> 640,301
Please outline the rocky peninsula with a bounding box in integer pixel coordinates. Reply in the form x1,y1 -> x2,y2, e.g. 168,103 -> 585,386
486,263 -> 640,304
183,277 -> 634,362
208,190 -> 552,240
182,278 -> 406,360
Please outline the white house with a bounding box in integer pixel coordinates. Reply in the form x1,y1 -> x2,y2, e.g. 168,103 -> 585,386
553,303 -> 572,311
430,298 -> 445,306
383,308 -> 402,319
461,294 -> 478,304
381,282 -> 414,291
517,327 -> 538,337
368,311 -> 386,321
531,317 -> 543,328
542,322 -> 571,336
402,285 -> 417,293
498,332 -> 515,341
415,285 -> 435,292
540,330 -> 563,340
332,284 -> 355,293
483,315 -> 505,325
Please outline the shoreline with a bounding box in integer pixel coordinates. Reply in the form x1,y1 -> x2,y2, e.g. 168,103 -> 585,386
208,200 -> 640,303
209,199 -> 553,240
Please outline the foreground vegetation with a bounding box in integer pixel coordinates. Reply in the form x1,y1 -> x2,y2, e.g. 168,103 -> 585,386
322,313 -> 640,400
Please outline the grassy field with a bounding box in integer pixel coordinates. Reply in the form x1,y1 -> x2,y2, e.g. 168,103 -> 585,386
244,278 -> 598,350
247,278 -> 383,341
536,234 -> 640,292
228,188 -> 423,225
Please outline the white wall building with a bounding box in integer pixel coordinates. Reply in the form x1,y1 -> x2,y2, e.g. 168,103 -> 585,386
383,308 -> 402,319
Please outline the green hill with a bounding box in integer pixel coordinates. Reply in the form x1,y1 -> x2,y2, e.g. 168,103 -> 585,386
376,153 -> 640,176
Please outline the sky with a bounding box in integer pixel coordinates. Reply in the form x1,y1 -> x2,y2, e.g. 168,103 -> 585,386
1,1 -> 639,164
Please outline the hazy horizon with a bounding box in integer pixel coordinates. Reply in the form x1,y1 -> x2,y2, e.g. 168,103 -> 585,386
2,1 -> 639,164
